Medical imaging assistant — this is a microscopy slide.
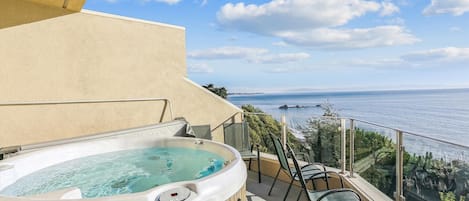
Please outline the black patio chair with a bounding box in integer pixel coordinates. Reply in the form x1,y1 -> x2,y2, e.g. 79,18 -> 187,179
286,143 -> 362,201
268,134 -> 327,201
224,121 -> 261,183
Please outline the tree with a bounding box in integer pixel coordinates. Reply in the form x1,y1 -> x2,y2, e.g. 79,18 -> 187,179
242,104 -> 299,153
299,102 -> 341,166
203,84 -> 228,99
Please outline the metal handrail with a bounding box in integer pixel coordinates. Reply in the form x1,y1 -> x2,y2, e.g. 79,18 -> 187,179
0,98 -> 174,122
0,98 -> 174,156
297,115 -> 468,201
211,111 -> 243,132
244,112 -> 273,116
308,115 -> 469,149
351,118 -> 401,132
349,117 -> 469,149
310,115 -> 468,201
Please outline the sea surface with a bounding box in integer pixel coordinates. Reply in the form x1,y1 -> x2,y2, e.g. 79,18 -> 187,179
228,88 -> 469,159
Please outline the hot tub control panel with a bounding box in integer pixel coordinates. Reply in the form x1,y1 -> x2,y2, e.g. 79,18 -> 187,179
156,187 -> 195,201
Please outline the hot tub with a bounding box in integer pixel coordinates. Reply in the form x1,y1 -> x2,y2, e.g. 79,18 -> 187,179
0,120 -> 247,201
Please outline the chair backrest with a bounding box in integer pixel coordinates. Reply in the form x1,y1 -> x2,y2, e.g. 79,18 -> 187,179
286,144 -> 310,197
317,189 -> 361,201
269,134 -> 294,176
287,145 -> 356,201
192,124 -> 212,140
223,121 -> 251,152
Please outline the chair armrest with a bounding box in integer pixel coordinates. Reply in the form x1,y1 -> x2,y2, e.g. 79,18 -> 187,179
306,171 -> 345,188
316,188 -> 361,201
250,143 -> 260,152
301,163 -> 326,171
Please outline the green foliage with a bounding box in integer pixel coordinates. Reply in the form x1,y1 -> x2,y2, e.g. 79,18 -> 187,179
362,165 -> 393,194
298,102 -> 341,167
319,102 -> 339,117
440,192 -> 457,201
241,104 -> 299,153
241,102 -> 469,201
203,84 -> 227,99
351,128 -> 394,162
300,117 -> 341,167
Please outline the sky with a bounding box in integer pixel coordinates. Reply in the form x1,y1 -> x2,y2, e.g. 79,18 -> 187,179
84,0 -> 469,93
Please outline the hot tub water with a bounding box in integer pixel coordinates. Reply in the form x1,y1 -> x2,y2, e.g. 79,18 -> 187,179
0,147 -> 225,198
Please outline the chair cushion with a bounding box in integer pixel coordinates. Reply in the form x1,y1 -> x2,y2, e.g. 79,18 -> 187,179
309,189 -> 360,201
308,190 -> 327,200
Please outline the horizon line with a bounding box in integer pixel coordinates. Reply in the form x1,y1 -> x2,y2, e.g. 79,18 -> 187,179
228,86 -> 469,95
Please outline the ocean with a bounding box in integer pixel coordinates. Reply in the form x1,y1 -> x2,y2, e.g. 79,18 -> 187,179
228,88 -> 469,158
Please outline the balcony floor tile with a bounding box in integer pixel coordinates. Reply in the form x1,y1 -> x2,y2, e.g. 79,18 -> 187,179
246,171 -> 308,201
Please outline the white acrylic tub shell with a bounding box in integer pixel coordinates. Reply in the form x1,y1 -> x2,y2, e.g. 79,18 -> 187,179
0,121 -> 247,201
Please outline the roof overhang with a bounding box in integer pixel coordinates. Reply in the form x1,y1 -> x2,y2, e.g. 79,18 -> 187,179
26,0 -> 86,12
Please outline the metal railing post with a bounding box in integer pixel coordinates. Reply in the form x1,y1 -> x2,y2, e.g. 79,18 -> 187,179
395,130 -> 405,201
281,115 -> 287,149
340,118 -> 346,174
349,119 -> 355,177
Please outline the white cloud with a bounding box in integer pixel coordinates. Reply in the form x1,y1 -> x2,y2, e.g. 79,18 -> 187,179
402,47 -> 469,62
423,0 -> 469,16
187,46 -> 268,60
332,47 -> 469,69
217,0 -> 381,33
344,58 -> 405,67
263,47 -> 469,72
266,67 -> 296,73
106,0 -> 182,5
154,0 -> 181,5
380,1 -> 400,16
188,46 -> 310,64
187,63 -> 214,73
248,53 -> 310,64
276,26 -> 419,49
216,0 -> 416,49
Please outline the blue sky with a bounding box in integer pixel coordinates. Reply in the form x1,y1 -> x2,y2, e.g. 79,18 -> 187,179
84,0 -> 469,92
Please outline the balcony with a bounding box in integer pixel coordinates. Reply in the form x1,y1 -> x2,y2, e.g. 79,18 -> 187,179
238,113 -> 469,201
0,100 -> 467,201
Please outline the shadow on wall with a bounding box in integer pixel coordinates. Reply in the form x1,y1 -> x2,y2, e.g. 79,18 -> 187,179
0,0 -> 84,29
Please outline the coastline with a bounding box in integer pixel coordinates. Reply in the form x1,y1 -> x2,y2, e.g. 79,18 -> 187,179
229,87 -> 469,154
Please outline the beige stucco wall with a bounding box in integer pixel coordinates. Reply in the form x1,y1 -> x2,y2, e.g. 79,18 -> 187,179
0,7 -> 242,147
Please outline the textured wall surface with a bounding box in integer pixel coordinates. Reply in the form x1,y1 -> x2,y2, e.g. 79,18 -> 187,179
0,8 -> 241,147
